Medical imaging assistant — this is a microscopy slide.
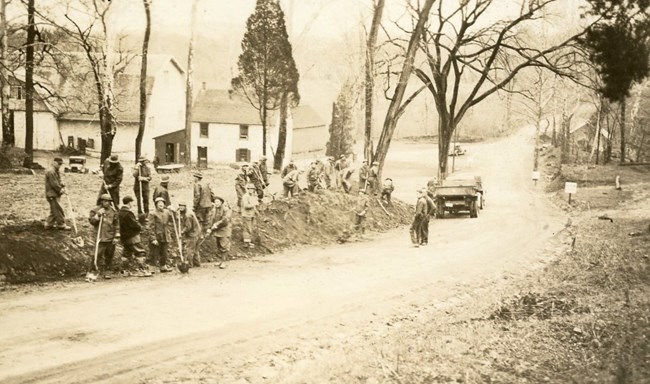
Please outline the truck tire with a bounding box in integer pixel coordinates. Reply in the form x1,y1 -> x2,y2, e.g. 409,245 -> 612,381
470,201 -> 479,218
479,193 -> 484,210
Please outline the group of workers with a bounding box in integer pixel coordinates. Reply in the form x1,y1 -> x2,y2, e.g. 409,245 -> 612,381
45,155 -> 238,279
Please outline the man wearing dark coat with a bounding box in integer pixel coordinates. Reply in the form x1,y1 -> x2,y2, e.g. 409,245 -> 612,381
133,156 -> 152,215
97,154 -> 123,206
118,196 -> 146,262
44,157 -> 70,230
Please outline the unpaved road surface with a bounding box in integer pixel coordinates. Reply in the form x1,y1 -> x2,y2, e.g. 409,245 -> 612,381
0,127 -> 566,383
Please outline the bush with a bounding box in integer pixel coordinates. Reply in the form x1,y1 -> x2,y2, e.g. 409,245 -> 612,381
0,145 -> 28,169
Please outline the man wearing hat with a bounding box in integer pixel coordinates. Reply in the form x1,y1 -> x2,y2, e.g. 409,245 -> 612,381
421,186 -> 437,246
88,193 -> 120,278
148,197 -> 174,272
353,189 -> 369,234
44,157 -> 70,230
409,189 -> 430,247
282,168 -> 302,197
358,159 -> 370,190
177,202 -> 202,268
258,156 -> 270,188
380,177 -> 395,206
281,159 -> 297,178
235,164 -> 250,211
206,195 -> 232,268
97,154 -> 123,206
118,196 -> 147,266
368,161 -> 380,195
323,156 -> 335,189
241,183 -> 259,248
307,161 -> 321,192
248,161 -> 265,202
133,156 -> 152,215
152,175 -> 172,208
192,171 -> 213,229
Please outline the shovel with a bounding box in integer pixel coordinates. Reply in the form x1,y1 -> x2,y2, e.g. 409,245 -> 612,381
85,214 -> 103,282
170,212 -> 190,274
64,193 -> 85,247
137,165 -> 147,224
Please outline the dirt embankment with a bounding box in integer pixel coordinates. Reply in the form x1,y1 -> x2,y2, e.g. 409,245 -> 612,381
0,191 -> 413,284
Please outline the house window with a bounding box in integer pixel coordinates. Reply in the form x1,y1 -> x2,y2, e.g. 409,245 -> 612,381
239,125 -> 249,139
236,148 -> 251,162
87,138 -> 94,149
199,122 -> 209,138
67,136 -> 74,148
10,86 -> 23,100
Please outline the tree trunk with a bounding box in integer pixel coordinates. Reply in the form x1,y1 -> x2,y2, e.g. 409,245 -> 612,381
24,0 -> 35,166
274,91 -> 288,170
591,96 -> 602,165
0,0 -> 12,146
99,110 -> 114,163
136,0 -> 152,161
373,0 -> 435,178
620,99 -> 626,164
364,0 -> 385,162
184,0 -> 197,167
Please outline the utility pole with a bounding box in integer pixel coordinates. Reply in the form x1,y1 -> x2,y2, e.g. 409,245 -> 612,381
184,0 -> 198,168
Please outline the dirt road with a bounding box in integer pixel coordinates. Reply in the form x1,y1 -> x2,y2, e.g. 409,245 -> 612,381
0,127 -> 566,383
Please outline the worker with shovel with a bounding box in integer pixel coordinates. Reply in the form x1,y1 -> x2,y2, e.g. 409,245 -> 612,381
44,157 -> 71,230
241,183 -> 259,249
97,155 -> 123,206
192,171 -> 213,230
133,156 -> 152,216
118,196 -> 148,272
353,189 -> 370,234
148,197 -> 175,273
177,203 -> 202,268
152,175 -> 172,208
88,194 -> 120,280
235,164 -> 250,212
206,195 -> 232,269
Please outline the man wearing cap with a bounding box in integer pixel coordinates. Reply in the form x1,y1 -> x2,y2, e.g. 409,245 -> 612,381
354,189 -> 369,234
358,160 -> 370,190
193,171 -> 213,229
258,156 -> 270,188
249,161 -> 265,202
118,196 -> 147,267
206,195 -> 232,268
148,197 -> 174,272
178,203 -> 202,268
97,154 -> 123,206
368,161 -> 380,195
380,177 -> 395,205
44,157 -> 70,230
281,159 -> 297,178
282,169 -> 302,197
133,156 -> 152,215
241,183 -> 259,248
421,186 -> 437,246
235,164 -> 249,211
152,175 -> 172,208
409,189 -> 429,247
88,193 -> 120,278
307,162 -> 320,192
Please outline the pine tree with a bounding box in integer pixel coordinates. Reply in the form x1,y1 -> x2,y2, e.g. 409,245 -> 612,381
326,83 -> 355,158
232,0 -> 299,160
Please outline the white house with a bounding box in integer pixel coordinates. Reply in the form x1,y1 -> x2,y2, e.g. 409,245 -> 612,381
8,54 -> 185,161
153,88 -> 328,168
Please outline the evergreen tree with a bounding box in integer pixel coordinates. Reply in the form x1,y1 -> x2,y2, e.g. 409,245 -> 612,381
326,83 -> 355,158
232,0 -> 299,159
581,0 -> 650,163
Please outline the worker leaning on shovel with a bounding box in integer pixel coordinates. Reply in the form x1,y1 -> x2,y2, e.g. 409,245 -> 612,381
177,202 -> 202,268
88,193 -> 119,279
148,197 -> 175,273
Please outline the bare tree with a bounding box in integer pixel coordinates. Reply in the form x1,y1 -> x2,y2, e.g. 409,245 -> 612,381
364,0 -> 385,161
0,0 -> 12,146
23,0 -> 33,165
135,0 -> 152,161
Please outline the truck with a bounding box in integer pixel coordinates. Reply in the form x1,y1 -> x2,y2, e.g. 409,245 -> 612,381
433,177 -> 482,218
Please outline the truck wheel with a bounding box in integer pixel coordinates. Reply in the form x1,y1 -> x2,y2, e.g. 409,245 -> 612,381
479,193 -> 484,209
470,201 -> 478,218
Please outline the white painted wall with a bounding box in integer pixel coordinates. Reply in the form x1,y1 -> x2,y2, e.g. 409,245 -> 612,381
13,111 -> 59,151
142,60 -> 186,158
190,122 -> 264,164
58,120 -> 139,159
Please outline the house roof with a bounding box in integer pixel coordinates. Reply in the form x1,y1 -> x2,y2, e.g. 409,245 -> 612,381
122,54 -> 185,77
192,89 -> 262,125
292,105 -> 326,129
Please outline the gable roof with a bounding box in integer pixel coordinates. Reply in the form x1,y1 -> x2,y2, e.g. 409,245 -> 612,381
292,105 -> 326,129
192,89 -> 262,125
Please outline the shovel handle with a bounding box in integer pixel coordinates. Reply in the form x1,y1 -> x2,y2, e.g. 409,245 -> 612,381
65,194 -> 79,235
93,215 -> 103,270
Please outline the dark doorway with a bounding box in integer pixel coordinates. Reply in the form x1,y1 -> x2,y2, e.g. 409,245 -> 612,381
197,146 -> 208,169
165,143 -> 175,163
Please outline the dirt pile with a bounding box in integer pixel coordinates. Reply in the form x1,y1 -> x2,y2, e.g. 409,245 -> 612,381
0,191 -> 413,284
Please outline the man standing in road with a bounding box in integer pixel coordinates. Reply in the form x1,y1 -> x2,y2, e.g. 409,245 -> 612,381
409,189 -> 429,247
148,197 -> 174,273
206,195 -> 232,269
88,194 -> 120,279
118,196 -> 147,269
192,171 -> 212,230
152,175 -> 172,208
133,156 -> 152,216
421,187 -> 437,246
97,155 -> 123,206
281,159 -> 297,178
178,203 -> 202,268
354,189 -> 369,234
241,183 -> 259,248
44,157 -> 70,230
235,164 -> 249,211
